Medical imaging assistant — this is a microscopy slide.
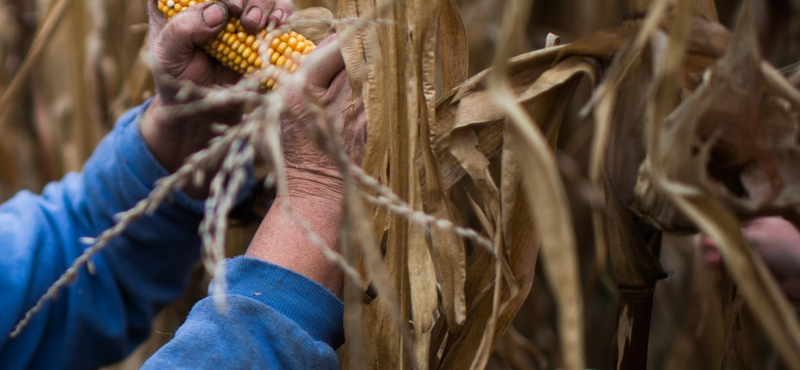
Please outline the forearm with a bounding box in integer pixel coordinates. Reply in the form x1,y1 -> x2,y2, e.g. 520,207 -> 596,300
245,196 -> 344,295
0,102 -> 206,369
142,195 -> 346,369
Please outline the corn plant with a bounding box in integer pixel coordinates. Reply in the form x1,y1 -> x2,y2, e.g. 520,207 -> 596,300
3,0 -> 800,369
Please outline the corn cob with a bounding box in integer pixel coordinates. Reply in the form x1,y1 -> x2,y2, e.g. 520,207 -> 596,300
157,0 -> 316,89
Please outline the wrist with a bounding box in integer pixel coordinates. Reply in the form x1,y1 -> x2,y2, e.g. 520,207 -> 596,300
141,95 -> 204,173
141,94 -> 243,173
245,195 -> 344,295
285,169 -> 345,205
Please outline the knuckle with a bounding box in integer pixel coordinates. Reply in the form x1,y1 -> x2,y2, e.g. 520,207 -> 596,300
165,19 -> 191,39
275,1 -> 293,13
221,0 -> 245,15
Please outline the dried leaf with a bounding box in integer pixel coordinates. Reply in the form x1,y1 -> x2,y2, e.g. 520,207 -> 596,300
636,2 -> 800,368
438,0 -> 468,93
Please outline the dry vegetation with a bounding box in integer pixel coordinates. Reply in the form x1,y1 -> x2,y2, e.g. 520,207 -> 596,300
4,0 -> 800,369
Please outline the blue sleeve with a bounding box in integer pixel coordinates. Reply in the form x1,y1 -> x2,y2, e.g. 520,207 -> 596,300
142,257 -> 344,369
0,102 -> 208,370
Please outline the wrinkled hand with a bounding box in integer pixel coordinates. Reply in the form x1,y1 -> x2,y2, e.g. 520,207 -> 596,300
141,0 -> 293,174
699,216 -> 800,302
280,35 -> 367,205
245,36 -> 366,296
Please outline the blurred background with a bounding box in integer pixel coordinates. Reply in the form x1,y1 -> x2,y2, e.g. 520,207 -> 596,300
1,0 -> 798,368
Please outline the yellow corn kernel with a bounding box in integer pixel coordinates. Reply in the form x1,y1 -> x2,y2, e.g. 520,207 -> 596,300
157,0 -> 317,90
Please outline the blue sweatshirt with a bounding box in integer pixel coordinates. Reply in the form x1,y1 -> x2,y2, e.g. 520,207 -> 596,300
0,103 -> 344,369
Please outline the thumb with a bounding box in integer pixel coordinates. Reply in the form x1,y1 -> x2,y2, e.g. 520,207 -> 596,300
152,2 -> 229,76
302,34 -> 345,90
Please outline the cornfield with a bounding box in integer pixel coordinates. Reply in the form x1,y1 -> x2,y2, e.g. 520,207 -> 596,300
4,0 -> 800,369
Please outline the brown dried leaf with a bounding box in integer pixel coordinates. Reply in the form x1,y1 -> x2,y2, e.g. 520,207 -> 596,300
290,7 -> 335,45
337,1 -> 413,368
430,23 -> 634,370
637,2 -> 800,368
439,0 -> 468,93
406,1 -> 442,366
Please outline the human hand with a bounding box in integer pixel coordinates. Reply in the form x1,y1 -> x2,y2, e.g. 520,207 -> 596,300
698,216 -> 800,302
245,36 -> 367,295
141,0 -> 293,174
280,36 -> 367,206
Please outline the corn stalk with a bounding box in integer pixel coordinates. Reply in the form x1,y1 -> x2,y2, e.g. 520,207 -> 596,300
5,0 -> 800,369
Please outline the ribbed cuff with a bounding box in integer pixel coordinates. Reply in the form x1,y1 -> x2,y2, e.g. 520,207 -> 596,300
211,257 -> 345,348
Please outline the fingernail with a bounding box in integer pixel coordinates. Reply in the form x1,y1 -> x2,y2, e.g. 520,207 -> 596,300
245,6 -> 263,25
228,0 -> 243,10
272,9 -> 285,22
202,3 -> 225,28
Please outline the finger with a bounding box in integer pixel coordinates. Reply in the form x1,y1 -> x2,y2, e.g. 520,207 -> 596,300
147,0 -> 167,31
267,0 -> 293,28
696,234 -> 722,266
153,2 -> 229,74
239,0 -> 266,32
322,69 -> 350,104
303,34 -> 345,90
315,33 -> 340,50
330,69 -> 350,94
220,0 -> 247,17
239,0 -> 293,33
